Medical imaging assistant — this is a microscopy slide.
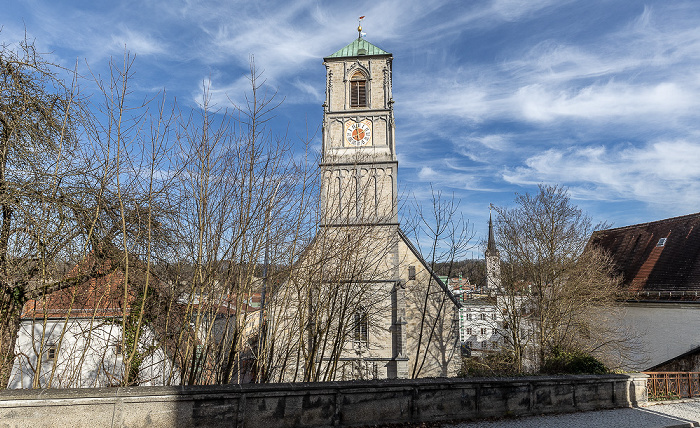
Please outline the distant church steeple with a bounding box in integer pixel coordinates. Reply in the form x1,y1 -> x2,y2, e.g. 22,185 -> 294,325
486,211 -> 498,255
485,209 -> 501,290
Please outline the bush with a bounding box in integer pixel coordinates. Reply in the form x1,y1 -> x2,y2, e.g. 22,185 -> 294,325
458,351 -> 519,377
541,348 -> 608,375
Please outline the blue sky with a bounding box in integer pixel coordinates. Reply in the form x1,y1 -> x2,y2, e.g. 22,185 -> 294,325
4,0 -> 700,258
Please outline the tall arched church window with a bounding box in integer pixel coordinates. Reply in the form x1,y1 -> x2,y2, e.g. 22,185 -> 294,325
354,307 -> 369,343
350,71 -> 367,107
337,176 -> 343,215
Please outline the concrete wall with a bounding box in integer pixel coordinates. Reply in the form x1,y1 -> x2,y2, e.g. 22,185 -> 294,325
621,301 -> 700,370
0,374 -> 647,428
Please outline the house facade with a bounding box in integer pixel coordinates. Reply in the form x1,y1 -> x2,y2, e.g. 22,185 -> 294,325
8,270 -> 174,388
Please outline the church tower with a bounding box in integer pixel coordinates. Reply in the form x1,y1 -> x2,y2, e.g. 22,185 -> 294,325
320,31 -> 405,379
284,26 -> 461,381
321,32 -> 397,226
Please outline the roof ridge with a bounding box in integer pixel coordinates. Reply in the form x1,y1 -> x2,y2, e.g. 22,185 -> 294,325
594,211 -> 700,234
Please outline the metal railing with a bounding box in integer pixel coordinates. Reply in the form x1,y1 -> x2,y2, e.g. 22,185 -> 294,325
643,372 -> 700,400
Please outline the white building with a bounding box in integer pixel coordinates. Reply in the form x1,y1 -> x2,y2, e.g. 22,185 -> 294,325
8,270 -> 175,388
458,295 -> 502,356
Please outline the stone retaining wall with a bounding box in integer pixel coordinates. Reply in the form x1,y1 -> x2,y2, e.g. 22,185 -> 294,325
0,374 -> 648,428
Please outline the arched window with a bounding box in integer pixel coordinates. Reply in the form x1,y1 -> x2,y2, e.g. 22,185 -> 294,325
337,175 -> 343,215
354,307 -> 369,343
350,71 -> 367,107
355,174 -> 361,218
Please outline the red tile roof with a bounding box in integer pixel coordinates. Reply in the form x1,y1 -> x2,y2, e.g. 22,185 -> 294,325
21,268 -> 132,319
449,277 -> 474,290
588,212 -> 700,296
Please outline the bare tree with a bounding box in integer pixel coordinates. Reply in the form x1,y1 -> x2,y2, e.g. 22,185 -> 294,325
403,187 -> 474,378
141,60 -> 321,386
493,184 -> 632,371
0,36 -> 107,386
1,38 -> 475,388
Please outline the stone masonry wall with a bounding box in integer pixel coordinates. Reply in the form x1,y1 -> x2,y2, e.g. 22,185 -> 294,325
0,374 -> 647,428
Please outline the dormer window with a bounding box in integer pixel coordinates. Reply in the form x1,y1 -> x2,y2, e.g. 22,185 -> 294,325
350,71 -> 367,107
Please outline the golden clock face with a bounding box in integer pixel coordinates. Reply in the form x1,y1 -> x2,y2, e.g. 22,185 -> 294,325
345,120 -> 372,146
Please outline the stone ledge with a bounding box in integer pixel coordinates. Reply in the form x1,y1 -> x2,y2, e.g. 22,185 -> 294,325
0,374 -> 648,428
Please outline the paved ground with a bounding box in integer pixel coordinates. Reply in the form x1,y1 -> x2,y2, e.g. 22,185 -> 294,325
443,400 -> 700,428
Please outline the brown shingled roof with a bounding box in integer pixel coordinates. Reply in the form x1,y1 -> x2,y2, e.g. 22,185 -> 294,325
588,212 -> 700,295
21,261 -> 133,319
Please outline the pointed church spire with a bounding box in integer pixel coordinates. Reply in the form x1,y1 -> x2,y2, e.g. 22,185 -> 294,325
486,208 -> 498,254
485,206 -> 501,290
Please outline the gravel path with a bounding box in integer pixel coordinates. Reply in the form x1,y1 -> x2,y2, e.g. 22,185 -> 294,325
442,401 -> 700,428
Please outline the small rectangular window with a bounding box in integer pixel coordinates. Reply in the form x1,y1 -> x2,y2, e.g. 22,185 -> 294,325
46,345 -> 57,361
480,328 -> 487,335
408,265 -> 416,280
657,238 -> 667,247
480,313 -> 486,321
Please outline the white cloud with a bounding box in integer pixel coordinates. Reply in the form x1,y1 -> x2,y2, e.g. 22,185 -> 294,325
503,140 -> 700,209
403,76 -> 490,122
398,5 -> 700,132
464,134 -> 512,151
488,0 -> 570,21
109,28 -> 166,56
514,80 -> 695,122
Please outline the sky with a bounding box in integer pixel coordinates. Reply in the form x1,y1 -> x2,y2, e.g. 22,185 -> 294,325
4,0 -> 700,259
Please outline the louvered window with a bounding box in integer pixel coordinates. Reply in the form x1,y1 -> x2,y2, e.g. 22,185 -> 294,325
350,72 -> 367,107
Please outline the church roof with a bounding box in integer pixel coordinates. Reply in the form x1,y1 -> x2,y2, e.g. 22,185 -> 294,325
588,212 -> 700,298
399,229 -> 461,309
325,38 -> 390,59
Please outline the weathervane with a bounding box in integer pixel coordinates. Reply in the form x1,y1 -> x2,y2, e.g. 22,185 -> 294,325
358,16 -> 366,39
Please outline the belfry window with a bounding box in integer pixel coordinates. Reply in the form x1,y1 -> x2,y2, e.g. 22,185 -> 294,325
350,72 -> 367,107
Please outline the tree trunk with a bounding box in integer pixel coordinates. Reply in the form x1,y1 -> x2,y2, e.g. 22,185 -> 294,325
0,287 -> 24,387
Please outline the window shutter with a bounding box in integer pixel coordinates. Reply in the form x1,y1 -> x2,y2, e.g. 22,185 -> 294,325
350,80 -> 366,107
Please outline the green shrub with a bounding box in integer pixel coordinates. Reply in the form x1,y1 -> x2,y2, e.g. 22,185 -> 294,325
541,348 -> 607,375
